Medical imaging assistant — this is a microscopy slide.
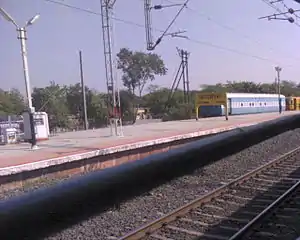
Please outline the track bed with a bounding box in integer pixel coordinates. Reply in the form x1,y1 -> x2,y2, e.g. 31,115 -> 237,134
120,147 -> 300,240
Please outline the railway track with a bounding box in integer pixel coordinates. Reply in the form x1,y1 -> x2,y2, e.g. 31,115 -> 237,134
229,179 -> 300,240
119,146 -> 300,240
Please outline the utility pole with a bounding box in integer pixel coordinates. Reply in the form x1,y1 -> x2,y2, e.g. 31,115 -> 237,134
0,7 -> 39,149
79,50 -> 88,130
178,49 -> 190,104
275,66 -> 282,114
8,88 -> 12,128
100,0 -> 123,136
165,48 -> 190,110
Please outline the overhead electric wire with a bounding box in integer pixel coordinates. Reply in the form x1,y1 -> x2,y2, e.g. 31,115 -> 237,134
152,0 -> 190,48
44,0 -> 146,27
43,0 -> 293,67
261,0 -> 300,27
279,0 -> 300,19
163,0 -> 300,62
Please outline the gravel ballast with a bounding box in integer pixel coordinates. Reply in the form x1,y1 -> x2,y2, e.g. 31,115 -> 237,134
3,129 -> 300,239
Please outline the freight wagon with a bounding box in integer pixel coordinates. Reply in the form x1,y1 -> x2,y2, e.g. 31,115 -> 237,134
198,93 -> 286,118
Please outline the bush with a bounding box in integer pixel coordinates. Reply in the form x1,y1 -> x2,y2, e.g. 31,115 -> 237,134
162,103 -> 193,122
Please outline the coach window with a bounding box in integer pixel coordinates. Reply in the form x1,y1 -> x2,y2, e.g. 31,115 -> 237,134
241,103 -> 243,106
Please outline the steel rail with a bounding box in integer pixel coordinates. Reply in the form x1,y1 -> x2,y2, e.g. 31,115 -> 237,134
229,179 -> 300,239
119,146 -> 300,240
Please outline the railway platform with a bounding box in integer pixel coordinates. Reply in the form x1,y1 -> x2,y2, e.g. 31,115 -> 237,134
0,111 -> 298,179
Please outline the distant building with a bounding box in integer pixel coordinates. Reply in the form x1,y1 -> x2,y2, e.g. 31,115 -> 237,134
135,108 -> 151,120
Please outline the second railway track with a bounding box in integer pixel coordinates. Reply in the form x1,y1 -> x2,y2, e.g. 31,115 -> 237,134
119,146 -> 300,240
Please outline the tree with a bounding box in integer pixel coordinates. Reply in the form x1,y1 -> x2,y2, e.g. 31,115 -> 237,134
66,83 -> 108,128
142,87 -> 194,121
87,91 -> 107,128
199,81 -> 273,94
32,81 -> 69,130
226,81 -> 264,93
147,84 -> 161,93
0,88 -> 25,117
119,90 -> 137,124
32,82 -> 109,130
280,80 -> 300,96
66,83 -> 86,117
117,48 -> 168,96
199,83 -> 227,93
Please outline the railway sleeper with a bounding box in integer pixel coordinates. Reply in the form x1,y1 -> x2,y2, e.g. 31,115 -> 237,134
119,147 -> 300,240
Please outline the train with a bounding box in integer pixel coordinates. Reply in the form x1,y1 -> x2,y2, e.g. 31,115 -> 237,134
197,93 -> 288,118
286,96 -> 300,111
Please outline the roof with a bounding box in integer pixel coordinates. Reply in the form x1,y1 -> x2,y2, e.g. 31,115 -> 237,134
226,93 -> 285,98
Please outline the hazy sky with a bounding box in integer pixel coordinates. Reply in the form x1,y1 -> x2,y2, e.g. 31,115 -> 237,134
1,0 -> 300,95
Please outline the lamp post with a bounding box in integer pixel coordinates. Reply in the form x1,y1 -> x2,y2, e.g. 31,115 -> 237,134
0,7 -> 40,149
275,66 -> 282,114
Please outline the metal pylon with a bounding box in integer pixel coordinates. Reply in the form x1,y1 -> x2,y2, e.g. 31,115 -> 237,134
100,0 -> 123,136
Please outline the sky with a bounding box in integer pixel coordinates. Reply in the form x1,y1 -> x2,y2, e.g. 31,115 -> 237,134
1,0 -> 300,96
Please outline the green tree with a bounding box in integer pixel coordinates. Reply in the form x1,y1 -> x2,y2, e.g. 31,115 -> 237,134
66,83 -> 108,128
119,90 -> 137,123
32,81 -> 69,130
147,84 -> 161,94
0,88 -> 25,116
199,83 -> 227,93
66,83 -> 86,117
142,87 -> 190,119
87,91 -> 107,128
116,48 -> 168,96
199,81 -> 274,94
280,80 -> 300,96
143,87 -> 169,117
199,80 -> 300,96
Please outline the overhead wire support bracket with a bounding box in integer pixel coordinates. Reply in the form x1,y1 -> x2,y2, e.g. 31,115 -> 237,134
167,30 -> 189,39
258,9 -> 297,23
259,0 -> 300,23
270,0 -> 283,3
144,0 -> 190,51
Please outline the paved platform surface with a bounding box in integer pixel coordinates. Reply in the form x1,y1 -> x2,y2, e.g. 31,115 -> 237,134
0,112 -> 298,173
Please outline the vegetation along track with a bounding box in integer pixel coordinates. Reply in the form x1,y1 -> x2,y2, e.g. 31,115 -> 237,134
119,146 -> 300,240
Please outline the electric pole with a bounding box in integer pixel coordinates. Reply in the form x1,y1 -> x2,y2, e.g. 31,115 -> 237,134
165,48 -> 190,110
100,0 -> 123,136
79,50 -> 88,130
275,66 -> 282,114
178,48 -> 190,104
